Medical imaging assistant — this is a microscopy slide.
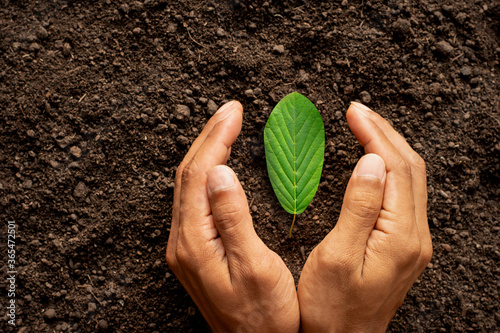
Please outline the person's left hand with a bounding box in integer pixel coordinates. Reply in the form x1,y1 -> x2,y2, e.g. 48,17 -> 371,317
166,101 -> 300,333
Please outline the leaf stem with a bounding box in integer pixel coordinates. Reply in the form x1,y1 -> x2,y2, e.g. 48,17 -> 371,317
289,213 -> 296,238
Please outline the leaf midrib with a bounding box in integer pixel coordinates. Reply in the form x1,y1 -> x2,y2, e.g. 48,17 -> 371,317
293,99 -> 297,215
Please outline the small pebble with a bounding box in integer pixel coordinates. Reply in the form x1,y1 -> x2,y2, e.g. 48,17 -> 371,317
300,246 -> 306,261
455,12 -> 467,25
154,124 -> 168,133
438,189 -> 449,199
359,91 -> 371,104
167,23 -> 177,33
23,179 -> 33,189
298,70 -> 309,83
70,146 -> 81,158
344,84 -> 354,95
132,27 -> 142,35
88,302 -> 97,313
207,100 -> 218,115
404,128 -> 414,137
29,42 -> 41,52
470,77 -> 481,86
62,43 -> 71,56
73,182 -> 89,198
175,105 -> 190,122
36,26 -> 49,40
435,41 -> 454,57
119,3 -> 130,12
244,89 -> 255,98
460,66 -> 472,77
57,135 -> 74,149
176,135 -> 190,146
216,27 -> 226,37
444,228 -> 456,235
98,319 -> 108,330
441,243 -> 452,252
392,18 -> 411,38
44,308 -> 57,320
456,256 -> 470,265
12,42 -> 22,50
273,44 -> 285,54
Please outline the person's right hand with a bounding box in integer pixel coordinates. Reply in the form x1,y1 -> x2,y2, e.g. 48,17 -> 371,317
166,101 -> 300,333
297,102 -> 433,332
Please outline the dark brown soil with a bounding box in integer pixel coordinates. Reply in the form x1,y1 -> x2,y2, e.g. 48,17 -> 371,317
1,0 -> 499,332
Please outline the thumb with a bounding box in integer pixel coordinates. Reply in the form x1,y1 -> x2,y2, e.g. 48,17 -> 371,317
207,165 -> 260,262
331,154 -> 386,254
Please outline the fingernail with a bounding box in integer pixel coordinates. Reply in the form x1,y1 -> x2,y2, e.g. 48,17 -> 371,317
216,100 -> 238,119
356,154 -> 386,180
350,101 -> 371,118
207,165 -> 235,193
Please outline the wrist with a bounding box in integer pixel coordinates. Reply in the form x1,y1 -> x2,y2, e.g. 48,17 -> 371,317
300,315 -> 389,333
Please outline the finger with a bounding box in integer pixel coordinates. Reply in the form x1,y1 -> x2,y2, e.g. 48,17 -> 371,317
173,101 -> 242,221
207,165 -> 262,266
346,102 -> 416,234
326,154 -> 386,263
351,104 -> 431,262
168,101 -> 241,259
179,104 -> 243,237
178,101 -> 242,176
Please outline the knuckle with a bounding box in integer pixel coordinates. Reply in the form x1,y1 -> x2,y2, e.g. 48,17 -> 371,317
174,245 -> 190,267
404,239 -> 422,263
419,242 -> 433,266
166,246 -> 178,271
214,202 -> 248,232
314,245 -> 356,273
408,152 -> 426,174
344,191 -> 382,221
397,157 -> 412,177
175,160 -> 187,183
238,250 -> 274,285
249,260 -> 271,283
410,244 -> 422,262
180,159 -> 199,185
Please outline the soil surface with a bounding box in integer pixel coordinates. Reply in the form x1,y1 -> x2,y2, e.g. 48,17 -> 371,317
1,0 -> 499,332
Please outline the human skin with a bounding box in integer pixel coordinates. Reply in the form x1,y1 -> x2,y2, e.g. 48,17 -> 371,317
166,101 -> 300,333
298,102 -> 433,332
166,100 -> 432,332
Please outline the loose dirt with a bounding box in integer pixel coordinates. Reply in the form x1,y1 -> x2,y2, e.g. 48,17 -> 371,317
1,0 -> 499,332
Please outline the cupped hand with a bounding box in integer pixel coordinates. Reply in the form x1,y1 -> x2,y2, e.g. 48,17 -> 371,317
166,101 -> 300,333
298,102 -> 433,332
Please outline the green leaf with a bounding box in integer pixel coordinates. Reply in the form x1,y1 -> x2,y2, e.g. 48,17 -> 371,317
264,92 -> 325,235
